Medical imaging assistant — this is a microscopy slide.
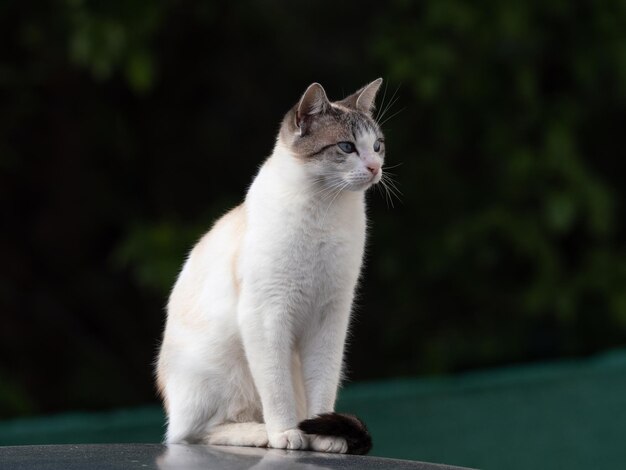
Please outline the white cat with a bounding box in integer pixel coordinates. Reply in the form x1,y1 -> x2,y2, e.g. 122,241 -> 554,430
156,79 -> 386,454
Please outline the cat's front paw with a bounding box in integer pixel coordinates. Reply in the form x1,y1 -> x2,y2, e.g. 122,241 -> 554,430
268,428 -> 308,450
310,435 -> 348,454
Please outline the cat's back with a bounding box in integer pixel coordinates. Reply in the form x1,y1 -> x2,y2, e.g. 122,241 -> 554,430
190,204 -> 247,270
166,204 -> 246,326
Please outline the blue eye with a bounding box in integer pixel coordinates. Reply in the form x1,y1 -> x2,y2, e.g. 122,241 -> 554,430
374,139 -> 383,152
337,142 -> 356,153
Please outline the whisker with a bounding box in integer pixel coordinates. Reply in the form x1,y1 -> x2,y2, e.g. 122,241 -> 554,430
377,85 -> 400,125
375,80 -> 389,123
374,181 -> 385,207
385,176 -> 402,194
381,184 -> 402,207
382,173 -> 403,195
379,106 -> 405,128
380,173 -> 403,206
377,87 -> 397,124
378,179 -> 393,209
379,95 -> 400,124
320,180 -> 350,225
307,174 -> 346,199
380,178 -> 394,208
314,180 -> 346,202
382,162 -> 404,170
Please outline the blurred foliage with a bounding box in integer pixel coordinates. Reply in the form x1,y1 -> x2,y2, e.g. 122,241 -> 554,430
65,0 -> 162,92
1,0 -> 626,417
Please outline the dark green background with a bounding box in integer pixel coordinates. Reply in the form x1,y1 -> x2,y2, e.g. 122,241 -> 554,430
2,350 -> 626,469
1,0 -> 626,467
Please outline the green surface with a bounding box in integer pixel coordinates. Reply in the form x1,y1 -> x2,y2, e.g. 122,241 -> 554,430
2,350 -> 626,470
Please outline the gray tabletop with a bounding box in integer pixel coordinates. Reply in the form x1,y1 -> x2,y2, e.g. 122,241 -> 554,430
0,444 -> 472,470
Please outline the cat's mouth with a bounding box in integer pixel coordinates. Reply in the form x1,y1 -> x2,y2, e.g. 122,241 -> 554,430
346,173 -> 381,191
363,170 -> 383,187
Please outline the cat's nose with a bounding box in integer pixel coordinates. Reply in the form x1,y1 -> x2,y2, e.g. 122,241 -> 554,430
367,163 -> 381,176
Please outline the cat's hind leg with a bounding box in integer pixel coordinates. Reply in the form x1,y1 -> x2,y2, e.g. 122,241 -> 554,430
163,374 -> 220,444
205,422 -> 268,448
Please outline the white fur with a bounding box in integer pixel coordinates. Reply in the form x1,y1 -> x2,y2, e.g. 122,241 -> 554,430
157,125 -> 382,452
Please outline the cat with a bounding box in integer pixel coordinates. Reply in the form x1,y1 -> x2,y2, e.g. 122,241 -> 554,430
156,78 -> 386,454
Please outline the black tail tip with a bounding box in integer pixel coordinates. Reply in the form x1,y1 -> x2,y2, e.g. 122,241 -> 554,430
298,412 -> 372,455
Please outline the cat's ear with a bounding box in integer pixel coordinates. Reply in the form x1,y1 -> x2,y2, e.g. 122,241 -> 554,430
296,83 -> 330,132
339,78 -> 383,114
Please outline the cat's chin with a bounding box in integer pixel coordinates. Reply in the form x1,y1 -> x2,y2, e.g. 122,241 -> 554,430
345,183 -> 376,193
348,179 -> 380,192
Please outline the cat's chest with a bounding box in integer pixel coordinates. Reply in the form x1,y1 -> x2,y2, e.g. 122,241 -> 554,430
267,217 -> 365,310
244,196 -> 366,287
265,208 -> 363,267
290,222 -> 359,272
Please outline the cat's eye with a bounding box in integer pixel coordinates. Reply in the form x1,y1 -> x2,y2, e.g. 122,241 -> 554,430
337,142 -> 356,154
374,138 -> 384,152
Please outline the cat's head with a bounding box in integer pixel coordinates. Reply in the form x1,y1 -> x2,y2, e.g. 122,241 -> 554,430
279,79 -> 385,192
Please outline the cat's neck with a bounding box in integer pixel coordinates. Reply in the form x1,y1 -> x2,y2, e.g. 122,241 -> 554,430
264,142 -> 316,191
246,143 -> 365,228
262,142 -> 364,206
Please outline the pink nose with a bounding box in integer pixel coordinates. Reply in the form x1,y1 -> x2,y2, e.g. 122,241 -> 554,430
367,163 -> 381,176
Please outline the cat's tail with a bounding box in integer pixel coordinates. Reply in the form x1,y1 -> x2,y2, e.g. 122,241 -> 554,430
298,412 -> 372,455
205,414 -> 372,455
